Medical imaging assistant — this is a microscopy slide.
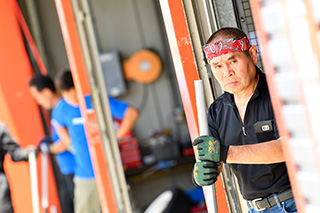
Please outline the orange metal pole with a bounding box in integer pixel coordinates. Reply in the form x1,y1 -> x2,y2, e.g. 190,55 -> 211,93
10,0 -> 48,75
249,1 -> 305,212
0,0 -> 60,212
159,0 -> 229,212
54,0 -> 117,212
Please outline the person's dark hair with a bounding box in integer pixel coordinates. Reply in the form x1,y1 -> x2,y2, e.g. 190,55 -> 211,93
29,74 -> 56,92
206,27 -> 248,44
55,69 -> 74,91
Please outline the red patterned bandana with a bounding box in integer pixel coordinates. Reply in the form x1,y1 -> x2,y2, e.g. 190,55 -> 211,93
203,37 -> 251,64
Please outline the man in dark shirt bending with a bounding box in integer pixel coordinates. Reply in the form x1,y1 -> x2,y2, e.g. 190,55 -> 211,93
192,27 -> 296,212
0,123 -> 31,213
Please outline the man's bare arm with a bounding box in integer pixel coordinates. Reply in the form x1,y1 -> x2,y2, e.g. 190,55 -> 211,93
54,125 -> 72,147
226,138 -> 285,164
116,106 -> 139,140
49,140 -> 68,154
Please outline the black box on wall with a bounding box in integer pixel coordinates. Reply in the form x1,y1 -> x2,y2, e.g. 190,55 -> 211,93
99,50 -> 127,97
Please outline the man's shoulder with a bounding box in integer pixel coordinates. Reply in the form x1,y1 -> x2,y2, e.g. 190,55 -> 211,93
52,99 -> 70,120
53,99 -> 66,110
208,93 -> 232,120
0,122 -> 7,135
53,99 -> 73,114
108,96 -> 129,108
209,93 -> 228,110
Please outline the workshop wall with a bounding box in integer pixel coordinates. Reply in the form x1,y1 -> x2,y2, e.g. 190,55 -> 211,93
35,0 -> 190,144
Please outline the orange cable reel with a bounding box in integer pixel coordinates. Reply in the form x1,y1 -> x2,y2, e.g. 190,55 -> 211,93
123,49 -> 162,84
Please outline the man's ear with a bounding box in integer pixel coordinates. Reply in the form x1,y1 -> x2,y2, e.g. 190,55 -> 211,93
248,45 -> 258,64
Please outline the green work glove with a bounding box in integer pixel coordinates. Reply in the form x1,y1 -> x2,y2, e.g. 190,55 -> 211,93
192,135 -> 229,163
192,161 -> 219,186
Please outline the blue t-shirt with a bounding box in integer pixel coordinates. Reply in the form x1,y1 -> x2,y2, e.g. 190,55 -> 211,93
51,125 -> 75,175
51,97 -> 129,178
108,96 -> 129,120
51,99 -> 94,179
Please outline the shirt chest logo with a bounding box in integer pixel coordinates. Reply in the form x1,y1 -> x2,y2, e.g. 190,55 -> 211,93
72,117 -> 84,125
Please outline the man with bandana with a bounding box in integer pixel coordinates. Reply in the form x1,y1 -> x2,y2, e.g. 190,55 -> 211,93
192,28 -> 296,212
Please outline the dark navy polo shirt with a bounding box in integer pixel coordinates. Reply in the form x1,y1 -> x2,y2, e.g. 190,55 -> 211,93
207,67 -> 291,200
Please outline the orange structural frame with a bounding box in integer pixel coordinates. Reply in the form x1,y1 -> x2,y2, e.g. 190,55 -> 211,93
0,0 -> 60,212
55,0 -> 117,212
159,0 -> 229,212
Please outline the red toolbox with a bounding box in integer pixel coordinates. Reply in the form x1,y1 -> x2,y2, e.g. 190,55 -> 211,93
119,136 -> 142,169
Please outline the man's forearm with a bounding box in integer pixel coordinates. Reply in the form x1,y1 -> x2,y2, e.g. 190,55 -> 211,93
49,141 -> 67,154
116,106 -> 139,139
54,125 -> 72,147
226,139 -> 285,164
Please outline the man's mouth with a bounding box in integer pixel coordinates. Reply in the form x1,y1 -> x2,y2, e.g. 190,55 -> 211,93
225,81 -> 237,87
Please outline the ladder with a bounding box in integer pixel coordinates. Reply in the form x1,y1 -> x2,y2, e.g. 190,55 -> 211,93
249,0 -> 320,212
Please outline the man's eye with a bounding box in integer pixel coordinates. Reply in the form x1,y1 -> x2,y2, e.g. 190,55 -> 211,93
214,65 -> 221,69
230,60 -> 236,64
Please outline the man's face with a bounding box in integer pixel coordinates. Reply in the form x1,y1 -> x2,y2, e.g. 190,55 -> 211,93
29,86 -> 54,110
209,46 -> 258,97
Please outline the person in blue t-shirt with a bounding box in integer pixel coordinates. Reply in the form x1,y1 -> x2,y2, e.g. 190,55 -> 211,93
29,75 -> 75,213
53,70 -> 139,213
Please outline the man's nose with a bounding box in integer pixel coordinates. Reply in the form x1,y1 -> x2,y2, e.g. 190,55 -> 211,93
222,65 -> 233,77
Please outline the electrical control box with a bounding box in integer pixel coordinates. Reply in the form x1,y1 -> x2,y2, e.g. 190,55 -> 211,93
99,50 -> 127,97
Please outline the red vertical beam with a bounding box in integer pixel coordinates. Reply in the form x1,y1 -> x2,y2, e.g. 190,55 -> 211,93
54,0 -> 117,212
0,0 -> 61,212
11,0 -> 52,148
10,0 -> 48,75
159,0 -> 229,212
159,0 -> 199,140
249,1 -> 305,212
